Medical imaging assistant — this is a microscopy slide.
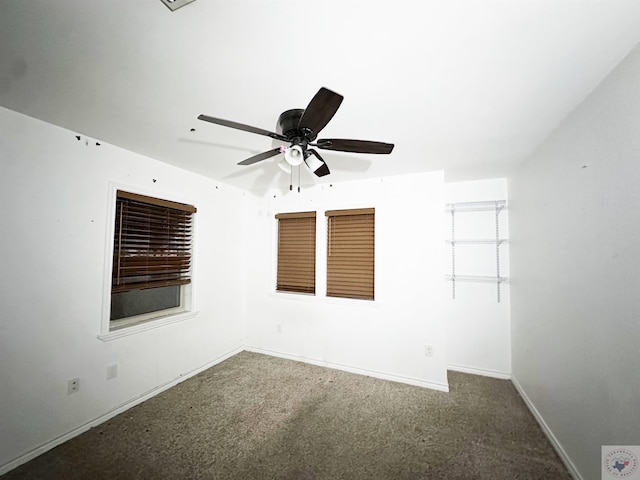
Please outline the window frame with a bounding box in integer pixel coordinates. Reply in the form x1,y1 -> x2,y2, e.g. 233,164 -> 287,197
99,184 -> 198,341
274,211 -> 317,295
325,208 -> 375,301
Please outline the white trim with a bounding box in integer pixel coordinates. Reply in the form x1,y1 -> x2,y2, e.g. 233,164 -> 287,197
447,363 -> 511,380
270,209 -> 381,305
98,310 -> 199,341
244,345 -> 449,392
511,374 -> 584,480
100,181 -> 198,336
4,347 -> 583,479
0,346 -> 452,475
0,347 -> 242,477
268,290 -> 380,307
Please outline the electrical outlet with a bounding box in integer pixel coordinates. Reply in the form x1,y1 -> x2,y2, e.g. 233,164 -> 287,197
67,378 -> 80,395
106,363 -> 118,380
424,345 -> 434,357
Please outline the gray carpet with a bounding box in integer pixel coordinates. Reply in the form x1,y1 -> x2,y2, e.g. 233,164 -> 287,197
3,351 -> 571,479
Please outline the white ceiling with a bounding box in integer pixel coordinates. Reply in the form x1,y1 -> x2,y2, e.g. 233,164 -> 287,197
2,0 -> 640,193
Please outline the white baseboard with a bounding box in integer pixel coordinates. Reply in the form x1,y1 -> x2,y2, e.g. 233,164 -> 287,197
447,363 -> 511,380
244,345 -> 450,392
510,375 -> 583,480
0,347 -> 243,476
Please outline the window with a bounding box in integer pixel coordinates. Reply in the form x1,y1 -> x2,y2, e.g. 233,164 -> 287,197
275,211 -> 316,294
110,190 -> 196,329
326,208 -> 375,300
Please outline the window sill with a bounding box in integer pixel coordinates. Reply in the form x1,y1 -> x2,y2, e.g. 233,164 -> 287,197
269,291 -> 377,307
98,310 -> 199,342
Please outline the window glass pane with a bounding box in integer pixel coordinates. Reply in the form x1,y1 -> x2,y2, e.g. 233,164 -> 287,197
110,285 -> 181,321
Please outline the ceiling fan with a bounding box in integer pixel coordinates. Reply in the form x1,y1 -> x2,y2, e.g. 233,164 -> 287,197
197,87 -> 394,179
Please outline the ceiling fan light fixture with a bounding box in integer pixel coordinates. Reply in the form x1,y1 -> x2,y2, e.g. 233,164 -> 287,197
284,145 -> 304,166
304,154 -> 323,172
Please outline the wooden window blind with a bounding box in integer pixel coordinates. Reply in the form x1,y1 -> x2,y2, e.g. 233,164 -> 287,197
112,190 -> 196,294
326,208 -> 375,300
275,211 -> 316,294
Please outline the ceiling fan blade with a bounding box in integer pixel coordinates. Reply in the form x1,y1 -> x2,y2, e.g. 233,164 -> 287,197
304,149 -> 330,177
315,138 -> 394,154
297,87 -> 344,138
198,114 -> 288,142
238,147 -> 282,166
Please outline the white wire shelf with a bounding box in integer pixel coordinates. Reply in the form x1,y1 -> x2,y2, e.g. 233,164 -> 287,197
445,200 -> 507,212
446,199 -> 509,302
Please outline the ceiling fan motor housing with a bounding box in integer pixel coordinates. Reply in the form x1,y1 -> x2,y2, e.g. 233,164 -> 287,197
277,109 -> 306,139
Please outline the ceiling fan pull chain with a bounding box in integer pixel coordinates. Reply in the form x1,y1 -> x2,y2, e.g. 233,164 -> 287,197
298,165 -> 301,193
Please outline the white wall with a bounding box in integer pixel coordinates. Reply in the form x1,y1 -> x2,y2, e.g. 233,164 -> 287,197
243,172 -> 449,391
444,179 -> 511,378
509,48 -> 640,480
0,108 -> 247,472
